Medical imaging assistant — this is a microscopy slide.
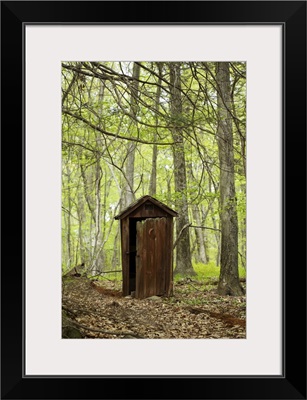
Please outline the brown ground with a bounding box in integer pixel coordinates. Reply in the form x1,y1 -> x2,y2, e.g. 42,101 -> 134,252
62,276 -> 246,339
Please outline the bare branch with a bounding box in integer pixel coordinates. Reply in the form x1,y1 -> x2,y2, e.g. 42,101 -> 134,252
62,108 -> 177,146
173,223 -> 192,249
190,225 -> 221,232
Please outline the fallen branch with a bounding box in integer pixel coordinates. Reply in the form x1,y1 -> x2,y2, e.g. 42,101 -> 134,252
186,281 -> 204,292
62,305 -> 103,318
91,270 -> 122,276
62,305 -> 78,317
73,321 -> 144,338
62,305 -> 143,338
187,307 -> 246,327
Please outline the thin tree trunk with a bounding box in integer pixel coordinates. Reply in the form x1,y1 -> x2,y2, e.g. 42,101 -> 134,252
65,164 -> 72,269
112,225 -> 120,269
122,62 -> 141,209
91,82 -> 108,274
192,205 -> 207,264
239,184 -> 246,269
149,62 -> 162,197
76,186 -> 85,265
207,179 -> 221,266
91,160 -> 103,274
80,165 -> 96,223
169,62 -> 195,276
215,62 -> 244,296
186,162 -> 207,264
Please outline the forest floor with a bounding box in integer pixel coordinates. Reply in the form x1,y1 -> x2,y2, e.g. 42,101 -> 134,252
62,276 -> 246,339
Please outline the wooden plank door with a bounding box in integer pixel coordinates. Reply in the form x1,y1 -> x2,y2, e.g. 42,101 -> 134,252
136,218 -> 167,299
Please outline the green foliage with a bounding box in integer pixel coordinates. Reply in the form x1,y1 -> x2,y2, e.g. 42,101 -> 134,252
193,262 -> 246,281
61,61 -> 246,278
193,261 -> 220,280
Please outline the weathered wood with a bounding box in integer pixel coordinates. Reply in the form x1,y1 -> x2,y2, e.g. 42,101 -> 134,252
115,195 -> 177,220
136,220 -> 143,298
128,207 -> 169,219
165,217 -> 173,296
121,218 -> 130,296
158,218 -> 167,296
136,218 -> 170,299
116,195 -> 176,299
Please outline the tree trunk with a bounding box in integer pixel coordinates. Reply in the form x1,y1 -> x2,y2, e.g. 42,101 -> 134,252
239,183 -> 246,269
76,186 -> 85,265
215,62 -> 244,296
112,225 -> 120,269
122,62 -> 141,209
80,164 -> 96,223
207,179 -> 221,266
192,205 -> 208,264
91,160 -> 103,274
65,163 -> 72,269
169,62 -> 195,276
149,63 -> 163,197
186,162 -> 207,264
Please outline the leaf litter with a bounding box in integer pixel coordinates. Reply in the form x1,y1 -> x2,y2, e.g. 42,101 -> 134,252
62,277 -> 246,339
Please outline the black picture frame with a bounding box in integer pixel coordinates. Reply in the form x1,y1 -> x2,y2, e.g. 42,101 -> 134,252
1,1 -> 306,399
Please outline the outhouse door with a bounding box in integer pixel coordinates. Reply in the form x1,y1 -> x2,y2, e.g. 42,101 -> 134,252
136,217 -> 168,299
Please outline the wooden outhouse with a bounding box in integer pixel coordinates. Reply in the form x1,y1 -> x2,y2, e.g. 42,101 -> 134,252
115,195 -> 177,299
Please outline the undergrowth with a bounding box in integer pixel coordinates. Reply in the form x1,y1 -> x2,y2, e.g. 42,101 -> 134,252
65,262 -> 246,285
174,261 -> 246,283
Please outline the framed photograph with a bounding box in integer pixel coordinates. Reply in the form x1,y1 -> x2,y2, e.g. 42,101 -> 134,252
1,1 -> 306,399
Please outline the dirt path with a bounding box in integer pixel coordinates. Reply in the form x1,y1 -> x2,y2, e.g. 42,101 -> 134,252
62,277 -> 246,339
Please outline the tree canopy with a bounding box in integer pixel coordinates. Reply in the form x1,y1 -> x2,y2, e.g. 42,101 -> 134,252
62,61 -> 246,295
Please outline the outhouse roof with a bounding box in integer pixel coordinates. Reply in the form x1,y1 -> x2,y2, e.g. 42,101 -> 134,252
114,195 -> 178,220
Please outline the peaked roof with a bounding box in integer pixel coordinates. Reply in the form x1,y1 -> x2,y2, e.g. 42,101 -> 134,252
114,195 -> 178,220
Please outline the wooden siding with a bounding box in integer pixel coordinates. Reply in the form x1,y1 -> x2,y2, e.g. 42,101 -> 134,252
136,218 -> 172,299
121,218 -> 130,296
117,196 -> 176,298
128,204 -> 170,219
165,217 -> 173,296
115,195 -> 177,220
